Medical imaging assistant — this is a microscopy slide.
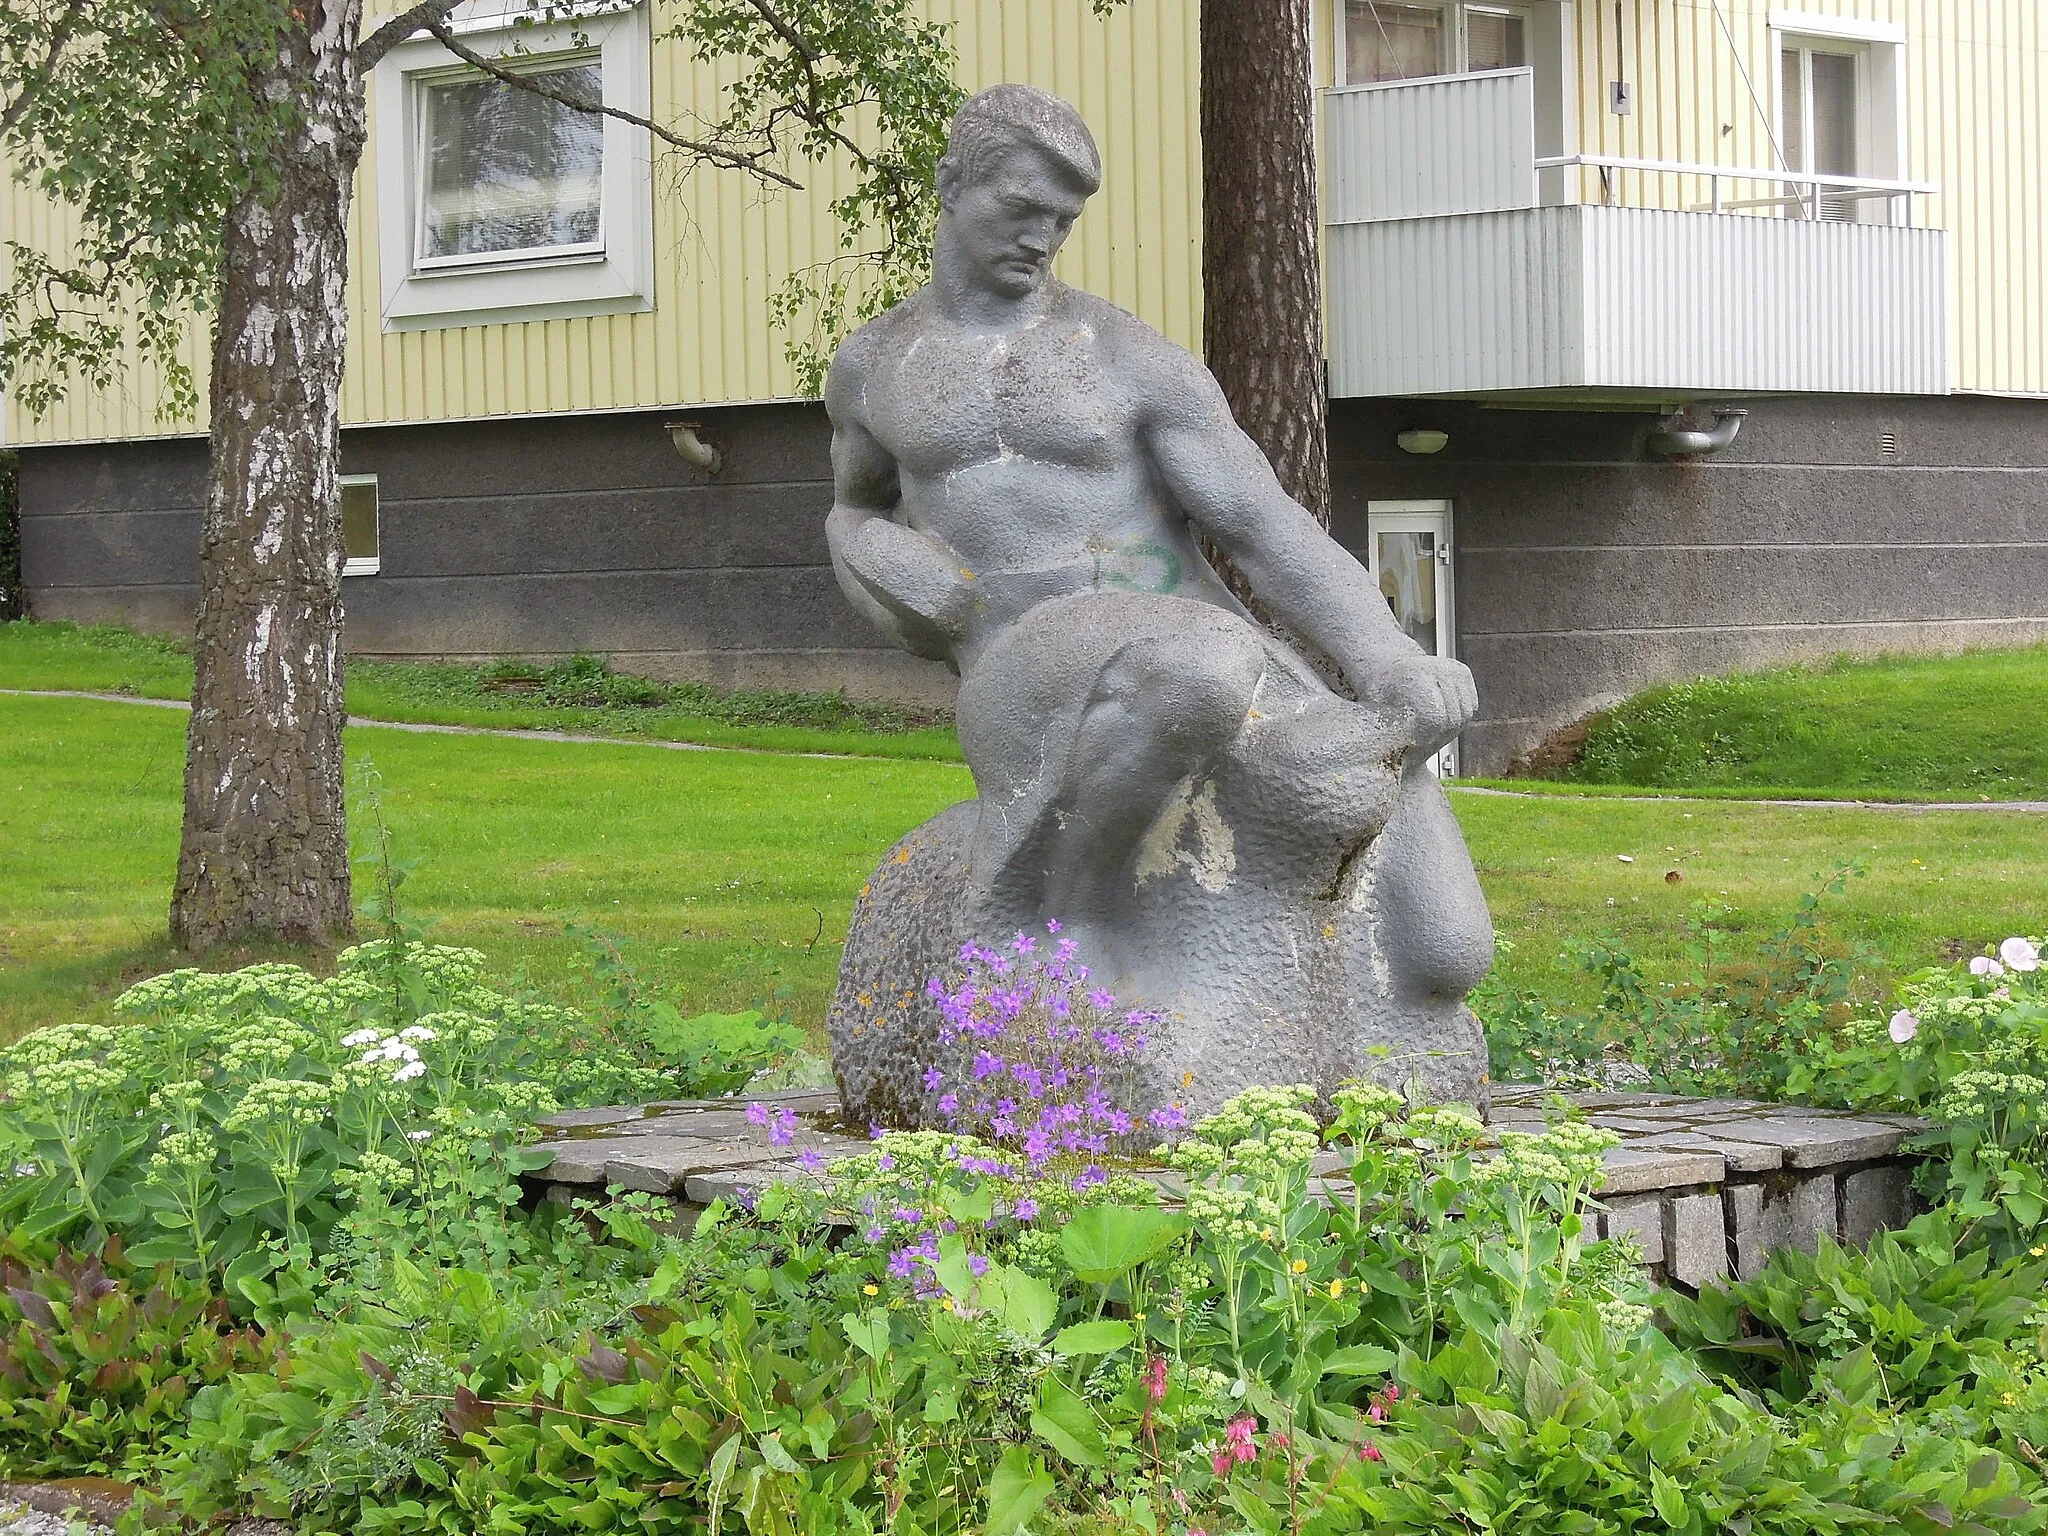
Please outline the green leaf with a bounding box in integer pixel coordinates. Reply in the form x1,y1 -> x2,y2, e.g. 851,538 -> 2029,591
1650,1467 -> 1686,1527
1058,1205 -> 1188,1284
986,1444 -> 1054,1536
706,1434 -> 741,1536
988,1266 -> 1057,1340
759,1432 -> 802,1473
1967,1453 -> 2000,1490
1032,1376 -> 1107,1466
1052,1319 -> 1134,1357
1321,1344 -> 1398,1378
842,1310 -> 892,1361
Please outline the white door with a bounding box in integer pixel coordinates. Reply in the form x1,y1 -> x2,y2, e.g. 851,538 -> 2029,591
1365,500 -> 1459,777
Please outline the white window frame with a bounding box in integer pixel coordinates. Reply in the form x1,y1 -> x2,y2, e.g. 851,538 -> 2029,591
1334,0 -> 1535,88
1363,499 -> 1459,778
339,474 -> 381,577
372,0 -> 654,332
1768,10 -> 1908,225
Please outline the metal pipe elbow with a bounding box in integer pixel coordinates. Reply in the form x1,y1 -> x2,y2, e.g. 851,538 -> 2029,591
1647,408 -> 1748,458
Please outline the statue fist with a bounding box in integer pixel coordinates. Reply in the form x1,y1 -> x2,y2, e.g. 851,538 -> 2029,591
1360,652 -> 1478,755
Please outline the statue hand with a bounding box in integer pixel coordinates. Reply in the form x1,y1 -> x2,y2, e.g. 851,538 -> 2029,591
843,518 -> 976,644
1358,652 -> 1478,754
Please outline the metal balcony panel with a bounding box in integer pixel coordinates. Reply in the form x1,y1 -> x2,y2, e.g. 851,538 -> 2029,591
1326,206 -> 1949,400
1324,71 -> 1537,225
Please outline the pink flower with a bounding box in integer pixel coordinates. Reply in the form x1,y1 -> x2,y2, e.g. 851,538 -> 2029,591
1999,936 -> 2040,972
1889,1008 -> 1919,1044
1211,1450 -> 1233,1478
1970,955 -> 2007,978
1146,1356 -> 1168,1404
1225,1415 -> 1259,1464
1361,1441 -> 1384,1463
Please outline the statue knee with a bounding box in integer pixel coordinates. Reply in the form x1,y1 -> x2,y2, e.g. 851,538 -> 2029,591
1092,626 -> 1263,754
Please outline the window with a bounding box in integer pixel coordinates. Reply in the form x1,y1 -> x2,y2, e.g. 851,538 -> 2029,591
1340,1 -> 1527,86
372,2 -> 653,332
340,476 -> 380,577
1780,39 -> 1863,219
416,58 -> 605,266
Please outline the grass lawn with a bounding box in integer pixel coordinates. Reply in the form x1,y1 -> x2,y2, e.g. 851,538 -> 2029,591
1550,645 -> 2048,800
4,691 -> 2042,1046
0,620 -> 964,762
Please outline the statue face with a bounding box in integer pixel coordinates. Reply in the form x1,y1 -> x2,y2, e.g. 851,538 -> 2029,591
940,142 -> 1091,298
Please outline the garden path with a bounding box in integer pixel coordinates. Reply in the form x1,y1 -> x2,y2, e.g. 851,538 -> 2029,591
8,688 -> 2047,809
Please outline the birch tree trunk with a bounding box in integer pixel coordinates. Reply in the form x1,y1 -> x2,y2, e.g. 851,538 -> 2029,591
1201,0 -> 1331,526
170,0 -> 366,953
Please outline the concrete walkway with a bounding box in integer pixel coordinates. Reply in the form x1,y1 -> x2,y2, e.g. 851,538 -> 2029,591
7,687 -> 2046,810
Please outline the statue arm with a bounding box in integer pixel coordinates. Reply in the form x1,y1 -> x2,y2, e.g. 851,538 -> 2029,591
1137,346 -> 1477,748
824,350 -> 975,664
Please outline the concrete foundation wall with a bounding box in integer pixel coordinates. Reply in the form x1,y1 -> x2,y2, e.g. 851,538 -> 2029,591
1330,394 -> 2048,773
16,406 -> 958,707
20,393 -> 2048,769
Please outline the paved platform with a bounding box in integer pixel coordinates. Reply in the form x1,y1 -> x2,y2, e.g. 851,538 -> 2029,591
526,1086 -> 1929,1289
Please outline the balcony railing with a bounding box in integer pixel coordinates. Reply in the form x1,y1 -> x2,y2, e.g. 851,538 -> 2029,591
1534,153 -> 1939,222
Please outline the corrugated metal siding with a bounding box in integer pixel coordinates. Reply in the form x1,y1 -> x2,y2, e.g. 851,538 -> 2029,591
1327,209 -> 1583,396
2,0 -> 1202,445
1579,205 -> 1947,393
1329,204 -> 1945,398
1324,70 -> 1536,223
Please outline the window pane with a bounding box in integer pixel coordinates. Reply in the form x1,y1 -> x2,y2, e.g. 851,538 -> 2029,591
1811,50 -> 1859,218
341,482 -> 379,566
1376,531 -> 1438,653
1465,9 -> 1525,71
1780,48 -> 1806,216
420,61 -> 604,260
1345,2 -> 1444,84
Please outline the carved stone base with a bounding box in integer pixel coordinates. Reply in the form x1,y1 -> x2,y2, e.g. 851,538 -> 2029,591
827,796 -> 1491,1128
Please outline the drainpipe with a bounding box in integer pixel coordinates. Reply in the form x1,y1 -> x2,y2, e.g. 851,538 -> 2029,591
1647,408 -> 1748,458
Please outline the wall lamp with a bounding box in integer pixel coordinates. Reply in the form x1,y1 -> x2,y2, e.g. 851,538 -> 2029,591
1396,428 -> 1450,455
666,421 -> 723,474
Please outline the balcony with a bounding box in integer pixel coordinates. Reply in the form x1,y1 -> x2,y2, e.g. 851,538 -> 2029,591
1323,70 -> 1950,401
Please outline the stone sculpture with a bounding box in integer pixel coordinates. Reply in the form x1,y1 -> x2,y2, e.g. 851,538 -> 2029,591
825,84 -> 1494,1125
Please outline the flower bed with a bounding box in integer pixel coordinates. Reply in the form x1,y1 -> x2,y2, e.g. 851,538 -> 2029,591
0,929 -> 2042,1533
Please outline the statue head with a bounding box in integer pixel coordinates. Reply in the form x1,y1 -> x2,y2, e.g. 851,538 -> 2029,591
935,85 -> 1101,299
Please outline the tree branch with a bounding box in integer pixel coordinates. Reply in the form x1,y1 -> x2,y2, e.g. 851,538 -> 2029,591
419,16 -> 802,188
0,0 -> 93,137
352,0 -> 464,74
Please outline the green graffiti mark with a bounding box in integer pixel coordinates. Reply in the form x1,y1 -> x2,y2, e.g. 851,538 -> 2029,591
1104,541 -> 1182,594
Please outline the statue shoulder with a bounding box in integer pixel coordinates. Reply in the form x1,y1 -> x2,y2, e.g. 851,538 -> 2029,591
826,289 -> 935,416
1070,291 -> 1224,422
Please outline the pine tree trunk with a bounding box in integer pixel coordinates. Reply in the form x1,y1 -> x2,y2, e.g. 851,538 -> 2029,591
170,1 -> 366,953
1201,0 -> 1330,526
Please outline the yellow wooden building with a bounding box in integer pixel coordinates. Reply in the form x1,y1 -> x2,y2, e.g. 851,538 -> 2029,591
8,1 -> 2046,771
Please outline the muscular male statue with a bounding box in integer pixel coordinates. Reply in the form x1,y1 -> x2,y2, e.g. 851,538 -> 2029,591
825,84 -> 1494,1120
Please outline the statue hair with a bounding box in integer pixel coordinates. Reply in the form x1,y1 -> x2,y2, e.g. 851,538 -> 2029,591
938,84 -> 1102,197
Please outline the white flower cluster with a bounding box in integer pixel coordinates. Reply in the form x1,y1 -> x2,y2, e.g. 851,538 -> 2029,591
345,1028 -> 433,1083
1476,1121 -> 1618,1194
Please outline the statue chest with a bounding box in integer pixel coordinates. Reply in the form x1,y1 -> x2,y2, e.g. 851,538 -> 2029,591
868,323 -> 1133,478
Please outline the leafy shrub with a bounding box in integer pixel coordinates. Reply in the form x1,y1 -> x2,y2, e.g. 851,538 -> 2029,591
1481,867 -> 1870,1095
0,1238 -> 279,1480
1789,932 -> 2047,1255
0,452 -> 20,622
0,943 -> 800,1296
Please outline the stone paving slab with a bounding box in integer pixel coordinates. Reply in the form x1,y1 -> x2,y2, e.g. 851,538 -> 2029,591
521,1087 -> 1933,1288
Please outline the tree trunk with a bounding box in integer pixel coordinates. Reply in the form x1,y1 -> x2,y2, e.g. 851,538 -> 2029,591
170,0 -> 366,953
1201,0 -> 1330,526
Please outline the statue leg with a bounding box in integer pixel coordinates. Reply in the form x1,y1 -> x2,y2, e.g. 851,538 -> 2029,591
955,593 -> 1263,939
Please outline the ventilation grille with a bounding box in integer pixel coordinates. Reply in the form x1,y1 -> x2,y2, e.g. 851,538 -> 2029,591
1879,429 -> 1901,462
